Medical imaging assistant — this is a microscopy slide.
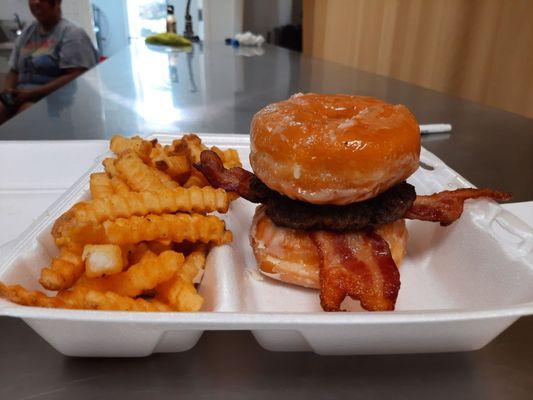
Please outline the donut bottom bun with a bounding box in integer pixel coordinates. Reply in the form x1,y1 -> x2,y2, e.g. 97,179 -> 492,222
250,206 -> 408,289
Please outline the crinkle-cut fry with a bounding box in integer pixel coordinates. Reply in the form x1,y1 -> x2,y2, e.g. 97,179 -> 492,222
163,144 -> 174,154
183,134 -> 207,162
150,145 -> 191,184
82,290 -> 171,311
78,250 -> 183,297
90,173 -> 114,199
128,242 -> 150,265
0,282 -> 64,308
183,169 -> 209,188
152,166 -> 180,189
221,148 -> 242,168
156,245 -> 207,311
39,244 -> 84,291
102,157 -> 120,178
172,134 -> 207,164
103,213 -> 232,245
51,209 -> 75,243
0,283 -> 171,311
146,240 -> 174,255
115,150 -> 169,192
103,158 -> 134,192
118,244 -> 136,267
182,244 -> 208,282
82,244 -> 124,278
90,172 -> 131,198
75,250 -> 156,290
62,286 -> 171,311
75,248 -> 157,288
169,139 -> 183,154
51,209 -> 106,247
53,187 -> 230,246
110,135 -> 153,162
111,176 -> 131,195
70,187 -> 230,224
156,276 -> 203,312
210,146 -> 242,169
78,245 -> 149,275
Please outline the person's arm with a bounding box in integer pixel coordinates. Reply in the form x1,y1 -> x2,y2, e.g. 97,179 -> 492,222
4,70 -> 19,92
12,67 -> 86,104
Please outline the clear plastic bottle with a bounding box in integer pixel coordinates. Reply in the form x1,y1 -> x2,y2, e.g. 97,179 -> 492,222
166,5 -> 177,34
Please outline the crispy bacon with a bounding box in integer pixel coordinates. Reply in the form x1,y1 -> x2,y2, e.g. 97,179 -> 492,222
197,150 -> 511,229
311,230 -> 400,311
405,188 -> 512,226
198,150 -> 512,312
196,150 -> 270,203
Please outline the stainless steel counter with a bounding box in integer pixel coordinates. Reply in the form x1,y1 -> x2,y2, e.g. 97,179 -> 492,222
1,41 -> 532,200
0,41 -> 532,399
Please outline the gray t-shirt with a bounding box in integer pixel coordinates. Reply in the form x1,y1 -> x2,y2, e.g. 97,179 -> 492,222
8,19 -> 98,89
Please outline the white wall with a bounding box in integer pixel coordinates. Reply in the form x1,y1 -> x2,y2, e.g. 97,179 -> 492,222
62,0 -> 97,44
242,0 -> 293,39
0,0 -> 34,24
91,0 -> 129,57
203,0 -> 243,43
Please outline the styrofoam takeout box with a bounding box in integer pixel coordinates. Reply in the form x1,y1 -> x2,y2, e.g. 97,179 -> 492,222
0,133 -> 532,357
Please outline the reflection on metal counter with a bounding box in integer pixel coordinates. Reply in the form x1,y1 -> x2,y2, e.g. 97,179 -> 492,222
0,41 -> 531,203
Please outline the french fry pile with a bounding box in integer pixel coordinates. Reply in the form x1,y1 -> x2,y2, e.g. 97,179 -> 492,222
0,134 -> 241,312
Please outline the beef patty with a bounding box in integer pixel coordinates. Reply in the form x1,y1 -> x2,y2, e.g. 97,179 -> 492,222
195,150 -> 416,232
264,182 -> 416,232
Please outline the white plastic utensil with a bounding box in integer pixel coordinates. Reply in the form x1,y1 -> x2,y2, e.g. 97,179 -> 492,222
419,123 -> 453,134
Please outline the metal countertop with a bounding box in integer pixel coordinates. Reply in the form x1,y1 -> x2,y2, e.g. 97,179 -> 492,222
0,41 -> 532,400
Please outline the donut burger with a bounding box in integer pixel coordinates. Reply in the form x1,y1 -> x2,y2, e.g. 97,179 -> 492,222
196,93 -> 510,312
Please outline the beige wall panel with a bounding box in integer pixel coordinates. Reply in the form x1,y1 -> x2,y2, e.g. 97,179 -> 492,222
303,0 -> 533,117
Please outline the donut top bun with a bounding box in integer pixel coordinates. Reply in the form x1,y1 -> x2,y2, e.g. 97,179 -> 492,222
250,93 -> 421,205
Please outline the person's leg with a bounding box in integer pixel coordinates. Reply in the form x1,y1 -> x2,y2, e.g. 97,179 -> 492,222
15,102 -> 34,114
0,102 -> 10,124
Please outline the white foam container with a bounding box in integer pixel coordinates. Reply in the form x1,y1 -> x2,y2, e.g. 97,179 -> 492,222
1,133 -> 532,357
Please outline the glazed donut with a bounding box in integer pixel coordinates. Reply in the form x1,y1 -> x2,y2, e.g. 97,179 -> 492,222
250,93 -> 421,205
250,206 -> 408,289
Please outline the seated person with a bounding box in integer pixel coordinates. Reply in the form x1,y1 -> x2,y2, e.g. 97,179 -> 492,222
0,0 -> 98,124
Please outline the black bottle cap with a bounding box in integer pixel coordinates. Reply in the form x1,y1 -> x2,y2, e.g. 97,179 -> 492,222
167,5 -> 175,14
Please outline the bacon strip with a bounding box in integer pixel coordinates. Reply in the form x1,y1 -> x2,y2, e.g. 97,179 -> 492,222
196,150 -> 270,203
405,188 -> 512,226
311,230 -> 400,312
198,151 -> 512,228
